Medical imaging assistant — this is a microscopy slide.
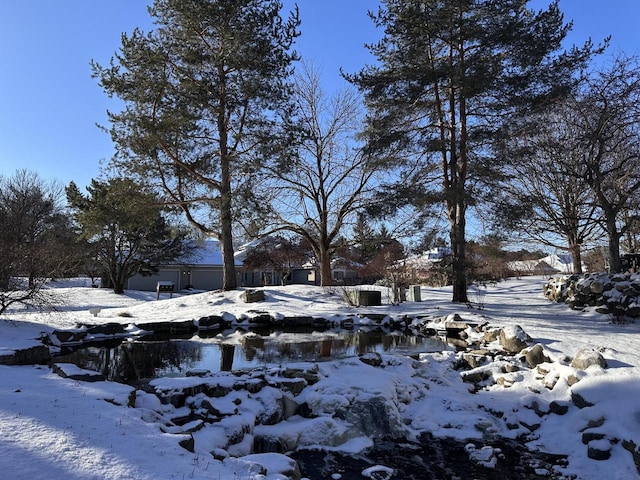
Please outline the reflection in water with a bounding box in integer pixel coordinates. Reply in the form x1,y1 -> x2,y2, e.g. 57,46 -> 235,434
53,327 -> 451,384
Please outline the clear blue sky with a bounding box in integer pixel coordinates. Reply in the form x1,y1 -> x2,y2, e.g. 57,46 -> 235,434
0,1 -> 637,192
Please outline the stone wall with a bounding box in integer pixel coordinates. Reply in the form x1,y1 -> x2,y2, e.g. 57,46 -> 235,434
543,272 -> 640,319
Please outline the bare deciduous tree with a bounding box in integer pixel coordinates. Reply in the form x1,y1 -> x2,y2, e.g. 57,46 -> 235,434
496,100 -> 602,273
574,55 -> 640,272
266,63 -> 379,286
0,170 -> 73,315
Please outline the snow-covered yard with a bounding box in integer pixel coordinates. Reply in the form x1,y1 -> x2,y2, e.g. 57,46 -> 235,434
0,277 -> 639,479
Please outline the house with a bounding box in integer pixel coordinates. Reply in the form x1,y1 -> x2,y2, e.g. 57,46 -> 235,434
235,237 -> 362,286
127,238 -> 242,292
234,237 -> 317,287
539,254 -> 578,274
507,254 -> 582,277
506,259 -> 558,277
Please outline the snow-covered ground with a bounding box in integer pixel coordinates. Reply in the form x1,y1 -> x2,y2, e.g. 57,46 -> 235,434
0,277 -> 639,479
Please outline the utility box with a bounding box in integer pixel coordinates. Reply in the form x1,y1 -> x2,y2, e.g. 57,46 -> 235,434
349,290 -> 382,307
408,285 -> 422,302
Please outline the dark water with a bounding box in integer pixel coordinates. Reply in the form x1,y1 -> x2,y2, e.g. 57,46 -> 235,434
52,327 -> 450,384
290,435 -> 569,480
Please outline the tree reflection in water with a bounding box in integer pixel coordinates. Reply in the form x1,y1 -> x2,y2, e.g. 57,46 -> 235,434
53,328 -> 449,384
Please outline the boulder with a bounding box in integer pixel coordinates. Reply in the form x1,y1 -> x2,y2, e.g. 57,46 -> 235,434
359,352 -> 383,367
570,349 -> 607,370
499,325 -> 531,353
52,363 -> 105,382
241,453 -> 301,480
343,396 -> 405,439
242,289 -> 266,303
525,344 -> 550,368
0,345 -> 50,365
587,439 -> 612,460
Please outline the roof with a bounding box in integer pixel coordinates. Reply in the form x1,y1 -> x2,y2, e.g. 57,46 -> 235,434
171,239 -> 242,267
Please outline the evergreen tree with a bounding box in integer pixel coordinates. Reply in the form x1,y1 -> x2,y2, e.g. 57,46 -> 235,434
348,0 -> 599,302
66,178 -> 191,294
92,0 -> 300,290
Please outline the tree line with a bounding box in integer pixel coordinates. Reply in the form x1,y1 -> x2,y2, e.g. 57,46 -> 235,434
3,0 -> 640,311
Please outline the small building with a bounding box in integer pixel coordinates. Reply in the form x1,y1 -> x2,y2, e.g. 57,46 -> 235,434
127,239 -> 241,292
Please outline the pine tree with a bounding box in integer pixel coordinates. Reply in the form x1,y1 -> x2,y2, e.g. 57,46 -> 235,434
92,0 -> 300,290
348,0 -> 599,302
66,179 -> 191,294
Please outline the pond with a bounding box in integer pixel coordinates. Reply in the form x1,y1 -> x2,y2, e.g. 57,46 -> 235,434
52,326 -> 452,384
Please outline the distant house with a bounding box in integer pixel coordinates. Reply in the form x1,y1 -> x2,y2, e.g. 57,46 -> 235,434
506,259 -> 558,277
540,254 -> 576,274
235,238 -> 361,287
234,238 -> 317,287
507,253 -> 581,277
127,238 -> 242,292
402,247 -> 452,276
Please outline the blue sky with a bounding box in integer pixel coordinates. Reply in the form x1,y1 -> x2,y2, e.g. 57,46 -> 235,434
0,1 -> 638,192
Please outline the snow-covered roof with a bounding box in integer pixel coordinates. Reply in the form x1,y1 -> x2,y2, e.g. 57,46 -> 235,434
540,254 -> 574,274
172,238 -> 242,267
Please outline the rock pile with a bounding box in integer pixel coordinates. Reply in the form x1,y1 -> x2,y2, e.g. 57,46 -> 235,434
452,317 -> 633,471
543,272 -> 640,320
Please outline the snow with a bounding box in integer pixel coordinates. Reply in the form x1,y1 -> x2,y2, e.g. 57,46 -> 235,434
1,277 -> 639,479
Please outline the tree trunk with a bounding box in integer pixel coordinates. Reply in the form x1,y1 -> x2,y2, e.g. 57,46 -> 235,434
219,175 -> 237,290
568,241 -> 583,274
450,208 -> 468,303
319,248 -> 333,287
607,219 -> 622,273
218,70 -> 237,291
112,280 -> 125,294
111,267 -> 125,294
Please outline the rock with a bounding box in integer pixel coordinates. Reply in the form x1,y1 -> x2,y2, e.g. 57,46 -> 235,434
463,353 -> 486,369
587,439 -> 612,460
274,377 -> 307,395
581,417 -> 605,431
242,453 -> 302,480
622,440 -> 640,476
570,349 -> 607,370
198,315 -> 224,328
582,431 -> 606,445
51,363 -> 105,382
590,281 -> 605,294
359,352 -> 383,367
525,344 -> 550,368
242,289 -> 266,303
178,434 -> 195,452
549,401 -> 569,415
86,323 -> 126,335
48,329 -> 88,345
571,391 -> 594,409
281,366 -> 320,385
496,376 -> 514,387
461,369 -> 491,384
566,373 -> 582,386
0,345 -> 50,365
499,325 -> 531,353
482,328 -> 501,343
343,396 -> 405,439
